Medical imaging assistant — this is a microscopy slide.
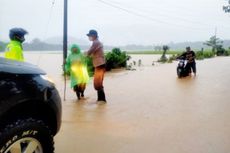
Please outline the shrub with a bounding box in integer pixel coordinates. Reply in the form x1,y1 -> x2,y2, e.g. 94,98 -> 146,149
217,47 -> 230,56
224,50 -> 230,56
203,51 -> 215,58
105,48 -> 130,71
196,51 -> 214,60
157,56 -> 168,63
216,46 -> 225,56
196,51 -> 204,60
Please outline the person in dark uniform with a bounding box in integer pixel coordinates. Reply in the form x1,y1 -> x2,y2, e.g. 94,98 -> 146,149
179,46 -> 196,76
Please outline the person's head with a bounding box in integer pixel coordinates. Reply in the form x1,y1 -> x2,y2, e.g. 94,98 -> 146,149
9,28 -> 28,43
86,29 -> 98,41
71,44 -> 81,54
186,46 -> 191,52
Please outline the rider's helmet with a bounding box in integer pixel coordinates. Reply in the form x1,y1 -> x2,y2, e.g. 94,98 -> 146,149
9,28 -> 28,43
186,46 -> 191,51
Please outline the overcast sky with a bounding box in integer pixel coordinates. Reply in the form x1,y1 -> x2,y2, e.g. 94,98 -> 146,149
0,0 -> 230,45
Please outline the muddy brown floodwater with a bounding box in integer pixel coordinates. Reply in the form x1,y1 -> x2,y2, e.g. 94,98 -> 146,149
24,53 -> 230,153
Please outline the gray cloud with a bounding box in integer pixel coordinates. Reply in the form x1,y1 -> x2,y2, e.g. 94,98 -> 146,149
0,0 -> 230,45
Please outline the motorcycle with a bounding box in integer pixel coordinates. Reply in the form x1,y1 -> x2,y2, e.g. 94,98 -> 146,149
177,58 -> 190,78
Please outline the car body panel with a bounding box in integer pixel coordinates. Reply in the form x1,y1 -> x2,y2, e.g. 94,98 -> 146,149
0,58 -> 62,135
0,57 -> 45,75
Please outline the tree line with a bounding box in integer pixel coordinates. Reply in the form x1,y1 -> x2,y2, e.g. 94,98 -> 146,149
1,37 -> 230,52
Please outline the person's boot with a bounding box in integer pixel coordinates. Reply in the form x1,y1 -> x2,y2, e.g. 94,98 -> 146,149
97,90 -> 100,101
97,89 -> 106,102
81,91 -> 84,98
74,85 -> 81,100
76,91 -> 81,100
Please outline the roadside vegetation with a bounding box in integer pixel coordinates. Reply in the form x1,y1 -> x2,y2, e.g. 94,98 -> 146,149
127,36 -> 230,64
127,48 -> 230,64
127,50 -> 182,55
105,48 -> 130,71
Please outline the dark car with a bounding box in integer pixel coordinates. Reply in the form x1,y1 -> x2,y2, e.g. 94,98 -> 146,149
0,58 -> 62,153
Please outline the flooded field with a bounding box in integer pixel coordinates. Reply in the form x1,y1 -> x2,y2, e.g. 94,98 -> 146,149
4,52 -> 230,153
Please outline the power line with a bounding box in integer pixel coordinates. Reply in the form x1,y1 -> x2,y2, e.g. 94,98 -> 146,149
36,0 -> 56,65
97,0 -> 167,25
108,0 -> 211,27
43,0 -> 56,39
97,0 -> 207,31
98,0 -> 230,30
110,1 -> 207,25
107,0 -> 199,19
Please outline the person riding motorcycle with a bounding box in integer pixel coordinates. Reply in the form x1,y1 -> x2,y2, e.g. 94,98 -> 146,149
5,28 -> 28,62
178,46 -> 196,76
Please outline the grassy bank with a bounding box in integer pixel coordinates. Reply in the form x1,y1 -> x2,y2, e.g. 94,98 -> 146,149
127,49 -> 215,55
127,50 -> 182,55
126,50 -> 224,63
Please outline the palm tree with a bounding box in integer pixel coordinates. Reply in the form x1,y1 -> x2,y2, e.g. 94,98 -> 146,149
160,45 -> 169,62
204,36 -> 223,53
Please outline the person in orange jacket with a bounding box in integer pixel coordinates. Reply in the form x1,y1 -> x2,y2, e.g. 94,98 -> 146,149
86,30 -> 107,103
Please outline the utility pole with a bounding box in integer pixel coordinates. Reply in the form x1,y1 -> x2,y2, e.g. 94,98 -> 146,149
215,27 -> 217,38
214,27 -> 217,53
63,0 -> 68,62
63,0 -> 68,100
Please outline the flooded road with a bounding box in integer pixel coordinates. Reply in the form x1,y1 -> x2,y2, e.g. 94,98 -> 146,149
24,53 -> 230,153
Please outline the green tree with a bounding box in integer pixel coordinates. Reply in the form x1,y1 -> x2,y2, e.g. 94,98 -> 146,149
204,36 -> 223,53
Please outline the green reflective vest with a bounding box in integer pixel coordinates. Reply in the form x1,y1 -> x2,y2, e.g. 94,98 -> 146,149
5,40 -> 24,62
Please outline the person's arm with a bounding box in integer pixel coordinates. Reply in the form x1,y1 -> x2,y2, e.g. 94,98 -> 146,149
64,56 -> 71,73
192,51 -> 196,59
187,51 -> 196,62
86,41 -> 97,56
177,52 -> 186,59
87,41 -> 102,56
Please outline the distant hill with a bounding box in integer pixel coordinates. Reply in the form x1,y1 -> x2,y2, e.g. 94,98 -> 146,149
1,38 -> 230,52
223,40 -> 230,48
45,36 -> 89,46
0,41 -> 7,51
167,40 -> 230,51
